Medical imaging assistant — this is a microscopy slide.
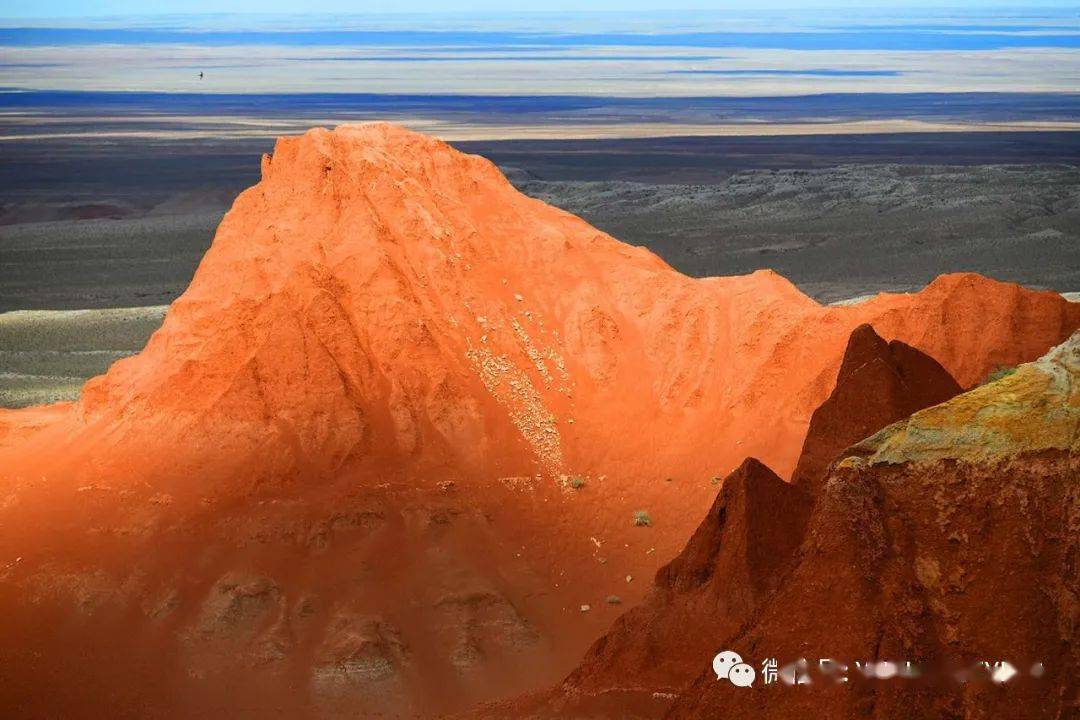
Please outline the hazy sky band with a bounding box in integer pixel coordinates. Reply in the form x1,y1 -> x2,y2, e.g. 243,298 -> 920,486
277,55 -> 732,62
3,28 -> 1080,50
4,10 -> 1076,97
669,70 -> 903,77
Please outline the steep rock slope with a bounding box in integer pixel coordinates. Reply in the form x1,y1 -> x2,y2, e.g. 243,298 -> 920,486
790,323 -> 962,493
2,126 -> 1076,488
497,323 -> 962,719
668,331 -> 1080,720
529,459 -> 811,719
0,124 -> 1077,717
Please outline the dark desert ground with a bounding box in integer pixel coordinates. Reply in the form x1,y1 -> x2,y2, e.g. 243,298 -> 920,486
5,92 -> 1080,312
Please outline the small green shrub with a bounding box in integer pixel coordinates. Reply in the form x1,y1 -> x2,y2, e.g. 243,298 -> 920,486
569,475 -> 586,490
982,365 -> 1017,385
633,510 -> 652,527
605,595 -> 622,604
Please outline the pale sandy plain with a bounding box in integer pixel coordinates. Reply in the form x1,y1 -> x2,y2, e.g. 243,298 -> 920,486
4,118 -> 1080,142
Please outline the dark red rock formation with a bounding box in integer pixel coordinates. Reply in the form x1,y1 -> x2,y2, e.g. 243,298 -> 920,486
666,331 -> 1080,720
504,458 -> 810,719
489,326 -> 1007,720
790,323 -> 962,493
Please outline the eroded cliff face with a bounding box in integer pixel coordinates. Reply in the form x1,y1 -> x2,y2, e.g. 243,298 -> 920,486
667,331 -> 1080,720
534,458 -> 812,719
0,124 -> 1076,718
501,324 -> 963,719
791,323 -> 962,493
3,126 -> 1076,488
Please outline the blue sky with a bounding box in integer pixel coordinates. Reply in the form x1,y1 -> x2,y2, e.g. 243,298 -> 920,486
6,1 -> 1080,17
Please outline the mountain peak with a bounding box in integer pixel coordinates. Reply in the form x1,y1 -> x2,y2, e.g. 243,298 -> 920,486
259,123 -> 501,185
791,322 -> 962,492
1,126 -> 1079,718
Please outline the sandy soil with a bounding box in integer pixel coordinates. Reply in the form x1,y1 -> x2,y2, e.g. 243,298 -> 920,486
7,118 -> 1080,143
0,306 -> 166,407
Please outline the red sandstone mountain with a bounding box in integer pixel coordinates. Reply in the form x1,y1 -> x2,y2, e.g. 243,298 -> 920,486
0,124 -> 1077,718
790,323 -> 962,493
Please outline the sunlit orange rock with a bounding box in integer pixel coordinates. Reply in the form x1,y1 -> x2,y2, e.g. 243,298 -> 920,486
0,124 -> 1076,718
